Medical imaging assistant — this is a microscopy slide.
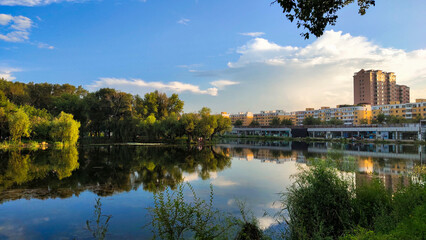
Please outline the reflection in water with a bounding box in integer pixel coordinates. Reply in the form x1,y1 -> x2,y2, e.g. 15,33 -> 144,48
0,146 -> 231,202
0,147 -> 79,193
217,140 -> 424,191
0,142 -> 422,202
86,198 -> 111,240
0,141 -> 423,239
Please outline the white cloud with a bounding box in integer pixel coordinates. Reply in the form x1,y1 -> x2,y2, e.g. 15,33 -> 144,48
37,42 -> 54,49
182,171 -> 217,182
190,30 -> 426,113
0,67 -> 20,81
88,78 -> 219,96
0,14 -> 32,42
0,0 -> 84,6
177,18 -> 190,25
258,216 -> 277,230
211,176 -> 238,187
210,80 -> 239,89
240,32 -> 265,37
182,172 -> 199,182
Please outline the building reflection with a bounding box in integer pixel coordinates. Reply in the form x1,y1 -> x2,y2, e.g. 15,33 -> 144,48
216,141 -> 422,191
0,142 -> 422,202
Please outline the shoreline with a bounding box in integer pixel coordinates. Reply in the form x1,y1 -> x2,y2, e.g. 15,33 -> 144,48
220,135 -> 426,145
1,135 -> 425,150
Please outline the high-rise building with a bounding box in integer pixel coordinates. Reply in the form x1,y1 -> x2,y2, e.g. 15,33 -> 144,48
396,85 -> 410,103
354,69 -> 399,106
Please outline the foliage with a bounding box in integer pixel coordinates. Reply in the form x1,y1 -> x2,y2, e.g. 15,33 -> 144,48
8,108 -> 31,142
0,145 -> 230,196
372,113 -> 385,124
282,159 -> 353,239
234,119 -> 243,127
0,147 -> 79,191
147,183 -> 237,240
282,155 -> 426,240
273,0 -> 375,39
212,115 -> 232,138
327,118 -> 344,125
50,112 -> 81,146
352,178 -> 392,229
302,116 -> 322,125
196,107 -> 217,140
271,117 -> 281,126
281,118 -> 293,126
249,120 -> 260,127
0,79 -> 231,143
235,200 -> 266,240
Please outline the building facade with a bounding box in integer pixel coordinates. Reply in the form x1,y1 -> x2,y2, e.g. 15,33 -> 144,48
372,99 -> 426,121
295,105 -> 372,125
353,69 -> 409,106
253,110 -> 296,126
229,112 -> 253,126
396,85 -> 410,104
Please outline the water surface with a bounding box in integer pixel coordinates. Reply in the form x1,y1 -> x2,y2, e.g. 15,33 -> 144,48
0,141 -> 424,239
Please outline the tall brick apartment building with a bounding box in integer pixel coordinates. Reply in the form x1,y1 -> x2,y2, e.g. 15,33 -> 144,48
353,69 -> 410,106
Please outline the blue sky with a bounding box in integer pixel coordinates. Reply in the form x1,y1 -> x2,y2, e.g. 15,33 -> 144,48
1,0 -> 426,113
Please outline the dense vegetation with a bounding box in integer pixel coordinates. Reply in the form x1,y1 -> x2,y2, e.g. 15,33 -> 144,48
282,159 -> 425,240
0,78 -> 231,144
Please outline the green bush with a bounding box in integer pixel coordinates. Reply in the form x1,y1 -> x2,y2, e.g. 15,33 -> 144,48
283,160 -> 354,239
146,183 -> 237,240
283,159 -> 425,240
352,178 -> 392,229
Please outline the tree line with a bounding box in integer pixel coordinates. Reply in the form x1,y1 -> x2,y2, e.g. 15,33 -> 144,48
0,92 -> 80,146
0,78 -> 231,143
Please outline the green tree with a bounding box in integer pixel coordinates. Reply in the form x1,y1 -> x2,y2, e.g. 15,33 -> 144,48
281,118 -> 293,126
327,118 -> 344,125
270,117 -> 281,126
375,113 -> 386,124
8,108 -> 31,142
274,0 -> 375,39
196,107 -> 217,140
50,112 -> 81,146
157,113 -> 181,141
386,115 -> 404,124
249,120 -> 260,127
167,94 -> 184,117
180,113 -> 199,144
211,115 -> 232,138
234,119 -> 243,127
302,116 -> 322,125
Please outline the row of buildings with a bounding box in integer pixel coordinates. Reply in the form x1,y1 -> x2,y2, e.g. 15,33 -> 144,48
223,69 -> 424,126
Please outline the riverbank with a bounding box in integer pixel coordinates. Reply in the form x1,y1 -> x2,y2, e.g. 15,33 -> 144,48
0,141 -> 48,150
221,134 -> 426,145
0,140 -> 78,150
2,134 -> 424,151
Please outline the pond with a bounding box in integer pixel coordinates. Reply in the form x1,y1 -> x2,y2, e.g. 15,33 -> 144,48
0,141 -> 424,239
